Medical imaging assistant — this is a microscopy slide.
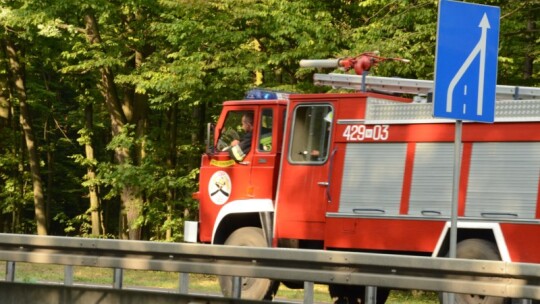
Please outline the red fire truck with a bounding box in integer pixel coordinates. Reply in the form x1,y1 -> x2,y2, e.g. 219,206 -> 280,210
189,54 -> 540,303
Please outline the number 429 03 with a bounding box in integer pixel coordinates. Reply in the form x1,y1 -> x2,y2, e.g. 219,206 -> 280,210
342,125 -> 389,141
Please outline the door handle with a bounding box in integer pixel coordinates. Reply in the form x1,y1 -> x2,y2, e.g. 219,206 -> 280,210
421,210 -> 442,216
325,148 -> 338,203
318,182 -> 329,186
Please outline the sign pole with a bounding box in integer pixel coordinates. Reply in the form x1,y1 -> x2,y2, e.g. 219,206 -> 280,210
434,1 -> 499,302
449,119 -> 462,260
446,119 -> 462,304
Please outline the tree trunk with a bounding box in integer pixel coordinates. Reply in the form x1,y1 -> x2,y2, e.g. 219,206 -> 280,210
166,105 -> 178,241
0,78 -> 8,123
0,39 -> 8,124
0,47 -> 12,232
84,104 -> 102,236
121,49 -> 149,240
5,36 -> 47,235
523,19 -> 534,79
84,12 -> 141,239
45,118 -> 53,232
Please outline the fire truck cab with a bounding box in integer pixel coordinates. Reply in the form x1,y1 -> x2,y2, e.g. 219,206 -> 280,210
191,71 -> 540,303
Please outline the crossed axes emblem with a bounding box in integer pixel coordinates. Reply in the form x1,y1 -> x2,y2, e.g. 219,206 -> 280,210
211,178 -> 230,197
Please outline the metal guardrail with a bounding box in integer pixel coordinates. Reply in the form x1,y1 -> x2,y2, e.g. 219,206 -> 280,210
0,233 -> 539,302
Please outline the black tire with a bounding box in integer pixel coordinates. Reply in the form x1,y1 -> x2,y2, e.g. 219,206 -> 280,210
440,238 -> 505,304
218,227 -> 278,300
329,284 -> 390,304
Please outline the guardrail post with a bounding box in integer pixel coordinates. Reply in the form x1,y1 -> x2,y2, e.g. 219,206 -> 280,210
365,286 -> 377,304
5,261 -> 15,282
178,273 -> 189,294
303,281 -> 314,304
113,268 -> 123,289
64,265 -> 73,286
443,292 -> 454,304
232,276 -> 242,298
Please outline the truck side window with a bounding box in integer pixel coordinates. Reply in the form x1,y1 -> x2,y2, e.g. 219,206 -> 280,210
258,108 -> 273,152
289,105 -> 333,164
216,110 -> 254,152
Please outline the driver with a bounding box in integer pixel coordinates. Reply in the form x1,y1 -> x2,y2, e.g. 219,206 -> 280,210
309,110 -> 332,159
229,112 -> 254,161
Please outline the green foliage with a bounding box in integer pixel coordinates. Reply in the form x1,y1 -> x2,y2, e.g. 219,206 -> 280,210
54,212 -> 92,235
348,0 -> 439,79
348,0 -> 539,85
497,1 -> 540,85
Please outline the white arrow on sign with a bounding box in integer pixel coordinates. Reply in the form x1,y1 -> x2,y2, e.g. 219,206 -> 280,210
446,13 -> 491,116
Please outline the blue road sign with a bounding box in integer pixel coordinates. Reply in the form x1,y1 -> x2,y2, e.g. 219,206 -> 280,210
433,0 -> 500,123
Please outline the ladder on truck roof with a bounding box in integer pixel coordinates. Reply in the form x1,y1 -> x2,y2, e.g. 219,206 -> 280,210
310,73 -> 540,124
314,73 -> 540,101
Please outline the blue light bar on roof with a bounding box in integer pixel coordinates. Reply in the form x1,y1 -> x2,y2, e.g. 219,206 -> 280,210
244,88 -> 288,100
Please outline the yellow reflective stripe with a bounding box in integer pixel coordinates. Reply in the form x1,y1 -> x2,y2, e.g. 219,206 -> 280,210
209,159 -> 235,167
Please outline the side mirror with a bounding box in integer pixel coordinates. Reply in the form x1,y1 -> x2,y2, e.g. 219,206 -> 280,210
205,123 -> 216,155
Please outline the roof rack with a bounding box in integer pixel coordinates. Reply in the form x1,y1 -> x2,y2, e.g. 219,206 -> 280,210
314,73 -> 540,100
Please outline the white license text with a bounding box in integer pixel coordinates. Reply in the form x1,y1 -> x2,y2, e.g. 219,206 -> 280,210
342,125 -> 389,141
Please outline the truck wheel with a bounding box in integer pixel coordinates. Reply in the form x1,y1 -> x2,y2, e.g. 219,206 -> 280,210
329,284 -> 390,303
440,238 -> 505,304
218,227 -> 278,300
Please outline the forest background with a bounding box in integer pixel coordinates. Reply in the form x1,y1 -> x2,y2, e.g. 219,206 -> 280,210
0,0 -> 538,241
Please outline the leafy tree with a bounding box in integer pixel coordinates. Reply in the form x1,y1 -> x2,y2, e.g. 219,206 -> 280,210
345,0 -> 539,86
497,0 -> 540,86
1,5 -> 48,235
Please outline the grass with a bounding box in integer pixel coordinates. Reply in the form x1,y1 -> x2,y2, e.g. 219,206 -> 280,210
0,261 -> 438,303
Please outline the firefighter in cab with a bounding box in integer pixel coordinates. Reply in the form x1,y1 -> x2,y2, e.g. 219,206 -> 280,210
229,112 -> 253,162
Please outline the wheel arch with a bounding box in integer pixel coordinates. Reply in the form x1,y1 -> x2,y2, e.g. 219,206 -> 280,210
432,221 -> 511,261
212,199 -> 274,245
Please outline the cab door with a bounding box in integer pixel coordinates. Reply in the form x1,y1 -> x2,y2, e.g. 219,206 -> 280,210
198,107 -> 257,242
274,104 -> 334,240
250,106 -> 284,199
